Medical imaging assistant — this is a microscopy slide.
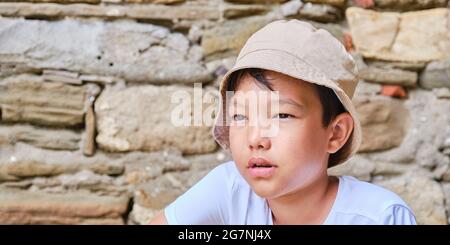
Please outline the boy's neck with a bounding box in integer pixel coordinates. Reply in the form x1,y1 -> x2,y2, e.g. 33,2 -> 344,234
268,175 -> 339,225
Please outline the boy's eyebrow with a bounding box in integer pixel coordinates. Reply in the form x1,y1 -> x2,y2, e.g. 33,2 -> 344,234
230,96 -> 304,109
277,97 -> 304,109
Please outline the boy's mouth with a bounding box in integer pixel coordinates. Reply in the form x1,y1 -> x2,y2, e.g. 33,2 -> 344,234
247,157 -> 278,178
247,157 -> 277,168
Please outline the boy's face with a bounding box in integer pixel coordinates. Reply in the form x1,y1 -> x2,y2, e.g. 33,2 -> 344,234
228,71 -> 332,199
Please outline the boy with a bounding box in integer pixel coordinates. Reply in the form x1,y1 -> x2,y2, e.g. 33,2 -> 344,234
150,20 -> 416,225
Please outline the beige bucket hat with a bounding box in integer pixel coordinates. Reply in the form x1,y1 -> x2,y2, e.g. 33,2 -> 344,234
212,19 -> 362,167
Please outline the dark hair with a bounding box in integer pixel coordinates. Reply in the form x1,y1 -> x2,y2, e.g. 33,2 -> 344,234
226,68 -> 351,167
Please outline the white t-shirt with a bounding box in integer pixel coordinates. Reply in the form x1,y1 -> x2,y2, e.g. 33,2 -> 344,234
165,161 -> 416,225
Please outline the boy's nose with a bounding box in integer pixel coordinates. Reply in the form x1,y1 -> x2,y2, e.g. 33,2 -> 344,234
247,126 -> 271,151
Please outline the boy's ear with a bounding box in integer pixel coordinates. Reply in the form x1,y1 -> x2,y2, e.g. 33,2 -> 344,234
327,112 -> 354,154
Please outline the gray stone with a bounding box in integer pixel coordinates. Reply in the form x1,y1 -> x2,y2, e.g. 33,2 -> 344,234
432,88 -> 450,99
419,58 -> 450,89
372,161 -> 415,176
127,149 -> 230,224
309,21 -> 345,44
354,80 -> 382,97
0,63 -> 40,80
134,169 -> 210,210
0,18 -> 212,84
0,143 -> 124,181
128,202 -> 158,225
367,60 -> 426,71
298,2 -> 342,23
202,15 -> 275,60
123,149 -> 190,185
442,167 -> 450,181
205,56 -> 238,87
281,0 -> 304,17
0,74 -> 99,127
355,96 -> 409,152
366,90 -> 450,167
0,187 -> 129,224
375,175 -> 447,225
185,149 -> 232,171
7,0 -> 100,3
359,66 -> 418,87
442,183 -> 450,224
29,170 -> 128,197
95,84 -> 218,154
346,7 -> 450,63
0,124 -> 81,151
328,155 -> 375,181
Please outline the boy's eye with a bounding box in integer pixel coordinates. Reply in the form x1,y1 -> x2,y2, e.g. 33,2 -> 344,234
233,114 -> 247,121
274,113 -> 293,119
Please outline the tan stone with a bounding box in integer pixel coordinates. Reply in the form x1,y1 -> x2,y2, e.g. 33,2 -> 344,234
304,0 -> 346,7
0,74 -> 99,127
442,183 -> 450,224
0,2 -> 220,21
359,66 -> 418,87
347,8 -> 400,58
95,85 -> 217,154
202,16 -> 273,59
346,7 -> 450,62
79,74 -> 119,84
83,102 -> 96,156
374,0 -> 447,11
42,69 -> 82,85
222,4 -> 270,19
0,143 -> 124,181
13,0 -> 100,3
134,169 -> 210,210
355,96 -> 408,152
0,124 -> 81,151
0,187 -> 129,225
375,175 -> 447,225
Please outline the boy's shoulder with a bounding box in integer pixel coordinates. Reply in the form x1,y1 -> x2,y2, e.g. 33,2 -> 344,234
333,175 -> 414,222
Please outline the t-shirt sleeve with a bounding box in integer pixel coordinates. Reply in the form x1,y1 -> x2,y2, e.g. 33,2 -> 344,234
164,164 -> 231,225
378,205 -> 417,225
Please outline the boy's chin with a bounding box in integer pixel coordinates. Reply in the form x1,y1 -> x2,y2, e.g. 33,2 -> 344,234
249,182 -> 281,199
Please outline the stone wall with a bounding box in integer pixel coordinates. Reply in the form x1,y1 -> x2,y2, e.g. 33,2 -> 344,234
0,0 -> 449,225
